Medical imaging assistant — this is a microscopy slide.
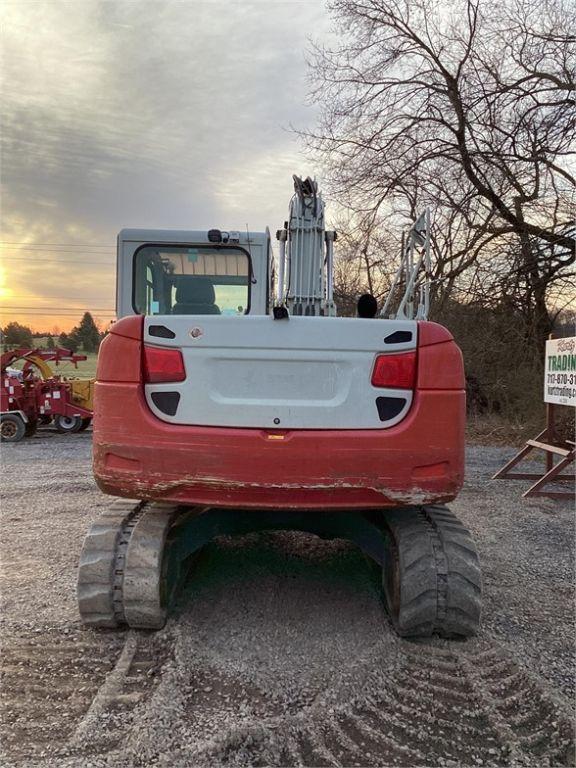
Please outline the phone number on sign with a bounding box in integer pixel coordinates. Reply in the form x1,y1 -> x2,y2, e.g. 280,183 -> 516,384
547,373 -> 575,385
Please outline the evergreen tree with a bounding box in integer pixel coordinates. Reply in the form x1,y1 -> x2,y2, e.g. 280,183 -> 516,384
2,322 -> 34,348
68,328 -> 81,352
70,312 -> 101,352
58,331 -> 79,353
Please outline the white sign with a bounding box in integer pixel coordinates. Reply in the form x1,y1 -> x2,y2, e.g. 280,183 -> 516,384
544,337 -> 576,407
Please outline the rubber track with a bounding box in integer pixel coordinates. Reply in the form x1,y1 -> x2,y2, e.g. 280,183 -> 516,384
77,501 -> 181,629
122,502 -> 180,629
77,499 -> 143,628
382,504 -> 482,637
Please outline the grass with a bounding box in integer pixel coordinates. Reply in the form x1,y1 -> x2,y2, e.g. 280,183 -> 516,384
49,352 -> 98,380
4,350 -> 98,380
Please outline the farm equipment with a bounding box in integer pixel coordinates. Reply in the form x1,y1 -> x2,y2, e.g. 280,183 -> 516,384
78,176 -> 482,638
1,348 -> 94,441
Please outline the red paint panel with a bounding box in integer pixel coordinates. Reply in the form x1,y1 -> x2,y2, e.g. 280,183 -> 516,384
93,382 -> 465,510
418,321 -> 454,346
97,332 -> 142,383
417,341 -> 465,390
412,462 -> 449,480
109,315 -> 144,340
105,453 -> 142,471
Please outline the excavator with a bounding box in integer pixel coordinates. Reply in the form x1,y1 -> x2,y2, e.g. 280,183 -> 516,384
77,176 -> 481,638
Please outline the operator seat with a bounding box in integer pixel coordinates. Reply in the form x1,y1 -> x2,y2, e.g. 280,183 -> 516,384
172,277 -> 220,315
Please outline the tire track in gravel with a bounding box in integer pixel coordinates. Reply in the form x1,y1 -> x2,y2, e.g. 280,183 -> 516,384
190,641 -> 575,767
86,533 -> 573,768
68,630 -> 174,759
3,482 -> 98,501
0,629 -> 125,762
0,628 -> 172,765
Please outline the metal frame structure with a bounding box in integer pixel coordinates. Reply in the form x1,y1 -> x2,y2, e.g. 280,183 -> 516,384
276,176 -> 336,317
381,209 -> 431,321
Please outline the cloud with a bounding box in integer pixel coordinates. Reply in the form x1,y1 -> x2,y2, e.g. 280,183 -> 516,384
2,0 -> 329,229
1,0 -> 332,329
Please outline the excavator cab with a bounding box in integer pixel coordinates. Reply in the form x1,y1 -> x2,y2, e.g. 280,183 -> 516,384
123,229 -> 271,318
77,177 -> 482,639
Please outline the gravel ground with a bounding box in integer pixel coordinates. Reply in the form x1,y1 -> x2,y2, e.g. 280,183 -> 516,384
0,429 -> 574,767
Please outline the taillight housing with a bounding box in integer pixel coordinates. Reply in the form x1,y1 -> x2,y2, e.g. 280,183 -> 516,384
143,346 -> 186,383
371,351 -> 416,389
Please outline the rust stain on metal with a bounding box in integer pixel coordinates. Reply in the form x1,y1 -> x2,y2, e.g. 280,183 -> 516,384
96,468 -> 454,506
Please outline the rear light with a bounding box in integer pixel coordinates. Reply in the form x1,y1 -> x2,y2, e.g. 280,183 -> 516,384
143,346 -> 186,383
371,352 -> 416,389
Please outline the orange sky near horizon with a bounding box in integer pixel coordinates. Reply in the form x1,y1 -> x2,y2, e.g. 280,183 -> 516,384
0,245 -> 117,333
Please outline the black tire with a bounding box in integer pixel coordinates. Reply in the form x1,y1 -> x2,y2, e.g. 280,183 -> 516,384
24,419 -> 38,437
0,414 -> 26,443
381,505 -> 482,638
54,414 -> 83,433
78,417 -> 92,431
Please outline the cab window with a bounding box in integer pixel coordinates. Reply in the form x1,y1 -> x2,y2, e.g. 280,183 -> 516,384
133,245 -> 250,315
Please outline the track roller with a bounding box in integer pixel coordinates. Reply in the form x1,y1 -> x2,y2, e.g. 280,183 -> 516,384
77,500 -> 180,629
381,505 -> 482,638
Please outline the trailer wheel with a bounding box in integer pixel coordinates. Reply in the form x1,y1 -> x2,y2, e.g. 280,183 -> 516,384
381,505 -> 482,638
54,415 -> 83,433
78,417 -> 92,431
1,414 -> 26,443
24,419 -> 38,437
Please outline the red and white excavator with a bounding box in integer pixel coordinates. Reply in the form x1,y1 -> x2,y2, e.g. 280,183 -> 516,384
77,176 -> 481,638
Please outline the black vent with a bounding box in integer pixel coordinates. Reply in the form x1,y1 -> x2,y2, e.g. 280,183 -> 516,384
376,396 -> 406,422
384,330 -> 412,344
149,325 -> 176,339
151,391 -> 180,416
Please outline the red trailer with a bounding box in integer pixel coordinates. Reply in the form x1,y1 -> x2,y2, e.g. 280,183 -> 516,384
1,348 -> 93,442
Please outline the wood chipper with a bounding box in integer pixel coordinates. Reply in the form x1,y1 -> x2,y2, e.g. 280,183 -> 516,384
78,176 -> 481,638
1,348 -> 94,441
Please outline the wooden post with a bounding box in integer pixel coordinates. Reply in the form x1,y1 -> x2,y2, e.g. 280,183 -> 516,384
546,333 -> 557,473
546,401 -> 555,472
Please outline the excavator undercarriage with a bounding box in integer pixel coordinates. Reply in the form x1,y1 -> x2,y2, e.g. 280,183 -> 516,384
78,501 -> 481,637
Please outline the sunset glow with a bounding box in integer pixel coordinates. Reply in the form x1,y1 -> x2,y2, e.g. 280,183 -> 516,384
0,264 -> 13,301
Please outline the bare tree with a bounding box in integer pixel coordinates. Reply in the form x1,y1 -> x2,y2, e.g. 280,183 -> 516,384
304,0 -> 575,344
330,210 -> 397,313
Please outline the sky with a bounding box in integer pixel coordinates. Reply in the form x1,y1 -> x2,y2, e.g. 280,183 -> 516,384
1,0 -> 333,332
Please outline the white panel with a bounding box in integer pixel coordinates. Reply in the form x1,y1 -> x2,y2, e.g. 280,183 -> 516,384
144,316 -> 417,430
